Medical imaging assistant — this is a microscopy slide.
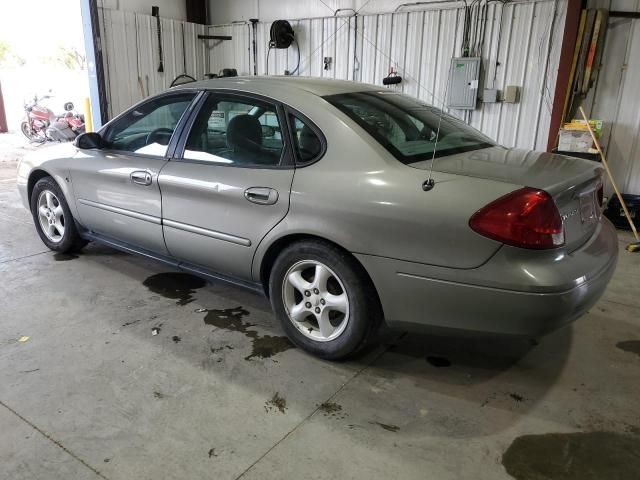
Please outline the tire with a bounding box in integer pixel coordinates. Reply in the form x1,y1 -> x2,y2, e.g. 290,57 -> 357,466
30,177 -> 88,253
21,122 -> 34,140
269,240 -> 382,360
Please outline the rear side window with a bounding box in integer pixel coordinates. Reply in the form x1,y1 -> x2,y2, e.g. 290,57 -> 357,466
103,93 -> 196,156
324,91 -> 494,165
289,114 -> 323,164
183,94 -> 284,167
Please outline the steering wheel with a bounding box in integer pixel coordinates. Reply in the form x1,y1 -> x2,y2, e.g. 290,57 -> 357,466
145,128 -> 174,146
418,125 -> 437,142
169,74 -> 196,87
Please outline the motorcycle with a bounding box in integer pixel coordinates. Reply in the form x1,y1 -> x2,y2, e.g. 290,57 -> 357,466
21,94 -> 54,142
46,102 -> 85,142
21,95 -> 85,143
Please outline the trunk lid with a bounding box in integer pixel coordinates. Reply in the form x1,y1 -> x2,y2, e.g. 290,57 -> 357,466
553,174 -> 604,252
410,146 -> 605,251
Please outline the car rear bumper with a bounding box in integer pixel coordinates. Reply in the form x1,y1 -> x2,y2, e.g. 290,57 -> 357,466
355,219 -> 618,336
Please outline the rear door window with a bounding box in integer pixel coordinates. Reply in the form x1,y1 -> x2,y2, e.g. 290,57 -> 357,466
289,114 -> 323,164
183,94 -> 284,167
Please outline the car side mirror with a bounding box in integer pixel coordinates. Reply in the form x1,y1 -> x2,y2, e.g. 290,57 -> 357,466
74,132 -> 104,150
261,125 -> 276,138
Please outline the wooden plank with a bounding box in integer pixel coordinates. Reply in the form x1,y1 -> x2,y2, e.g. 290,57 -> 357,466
581,9 -> 603,94
574,9 -> 596,98
590,9 -> 610,95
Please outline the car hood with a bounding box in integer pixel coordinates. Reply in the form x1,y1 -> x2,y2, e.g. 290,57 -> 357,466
411,146 -> 603,194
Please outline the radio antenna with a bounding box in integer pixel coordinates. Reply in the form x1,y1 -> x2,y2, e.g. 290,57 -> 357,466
423,74 -> 451,192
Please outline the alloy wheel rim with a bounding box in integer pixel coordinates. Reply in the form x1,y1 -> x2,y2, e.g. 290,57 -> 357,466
282,260 -> 350,342
37,190 -> 65,243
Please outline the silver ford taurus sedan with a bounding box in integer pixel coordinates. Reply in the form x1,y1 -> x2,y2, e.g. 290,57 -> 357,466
17,77 -> 618,359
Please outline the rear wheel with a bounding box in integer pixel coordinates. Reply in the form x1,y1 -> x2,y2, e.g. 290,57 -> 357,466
30,177 -> 87,253
269,240 -> 382,360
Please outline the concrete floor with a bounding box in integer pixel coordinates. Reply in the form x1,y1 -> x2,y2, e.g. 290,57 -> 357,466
1,141 -> 639,480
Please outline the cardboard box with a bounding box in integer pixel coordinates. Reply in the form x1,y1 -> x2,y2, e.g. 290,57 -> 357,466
558,129 -> 594,153
563,119 -> 603,137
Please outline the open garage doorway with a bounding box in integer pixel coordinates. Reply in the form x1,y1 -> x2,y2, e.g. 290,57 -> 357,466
0,0 -> 88,157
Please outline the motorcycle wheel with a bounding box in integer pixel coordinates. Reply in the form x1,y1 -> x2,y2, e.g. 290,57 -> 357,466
21,122 -> 34,140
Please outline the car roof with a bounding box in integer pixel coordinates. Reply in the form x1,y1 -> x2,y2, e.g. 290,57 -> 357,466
173,76 -> 382,98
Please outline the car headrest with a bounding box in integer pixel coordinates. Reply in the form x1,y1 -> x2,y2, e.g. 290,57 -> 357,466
299,124 -> 321,158
227,114 -> 262,151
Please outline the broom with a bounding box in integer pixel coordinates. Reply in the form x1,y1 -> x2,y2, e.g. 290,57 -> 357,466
579,107 -> 640,252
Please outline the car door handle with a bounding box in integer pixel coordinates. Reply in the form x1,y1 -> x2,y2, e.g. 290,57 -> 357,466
244,187 -> 278,205
130,170 -> 152,186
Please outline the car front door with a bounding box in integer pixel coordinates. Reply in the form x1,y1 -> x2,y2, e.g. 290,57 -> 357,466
158,92 -> 295,280
72,91 -> 198,254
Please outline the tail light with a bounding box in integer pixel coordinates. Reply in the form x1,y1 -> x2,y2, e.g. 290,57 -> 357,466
469,187 -> 565,249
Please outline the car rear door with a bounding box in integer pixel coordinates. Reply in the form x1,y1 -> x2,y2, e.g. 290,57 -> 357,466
158,91 -> 295,280
72,91 -> 199,254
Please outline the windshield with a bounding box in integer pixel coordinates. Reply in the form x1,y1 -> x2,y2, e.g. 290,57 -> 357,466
324,91 -> 495,165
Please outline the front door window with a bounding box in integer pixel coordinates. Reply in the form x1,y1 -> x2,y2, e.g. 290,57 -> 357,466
103,93 -> 196,157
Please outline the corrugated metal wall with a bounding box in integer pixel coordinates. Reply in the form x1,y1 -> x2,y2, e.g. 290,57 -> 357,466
98,0 -> 566,152
98,8 -> 208,118
583,0 -> 640,195
208,0 -> 566,150
609,14 -> 640,195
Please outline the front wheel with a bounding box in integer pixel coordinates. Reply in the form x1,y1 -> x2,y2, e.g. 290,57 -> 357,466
30,177 -> 87,253
269,240 -> 382,360
21,121 -> 34,140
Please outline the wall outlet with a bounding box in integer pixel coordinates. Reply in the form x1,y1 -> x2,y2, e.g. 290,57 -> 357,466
483,89 -> 498,103
504,85 -> 520,103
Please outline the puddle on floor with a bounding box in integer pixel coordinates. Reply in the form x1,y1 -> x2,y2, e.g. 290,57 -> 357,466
626,425 -> 640,435
202,307 -> 293,361
264,392 -> 287,413
211,345 -> 234,354
617,340 -> 640,358
318,401 -> 342,415
143,272 -> 206,306
203,307 -> 252,332
53,252 -> 78,261
502,431 -> 640,479
246,335 -> 293,361
369,421 -> 400,433
426,355 -> 451,367
317,401 -> 347,419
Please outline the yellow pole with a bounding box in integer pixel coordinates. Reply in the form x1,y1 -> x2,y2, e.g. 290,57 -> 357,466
84,97 -> 93,133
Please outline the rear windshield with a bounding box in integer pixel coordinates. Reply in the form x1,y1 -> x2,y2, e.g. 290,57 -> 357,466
324,91 -> 494,165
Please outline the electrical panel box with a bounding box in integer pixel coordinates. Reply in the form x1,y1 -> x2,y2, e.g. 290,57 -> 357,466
447,57 -> 481,110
